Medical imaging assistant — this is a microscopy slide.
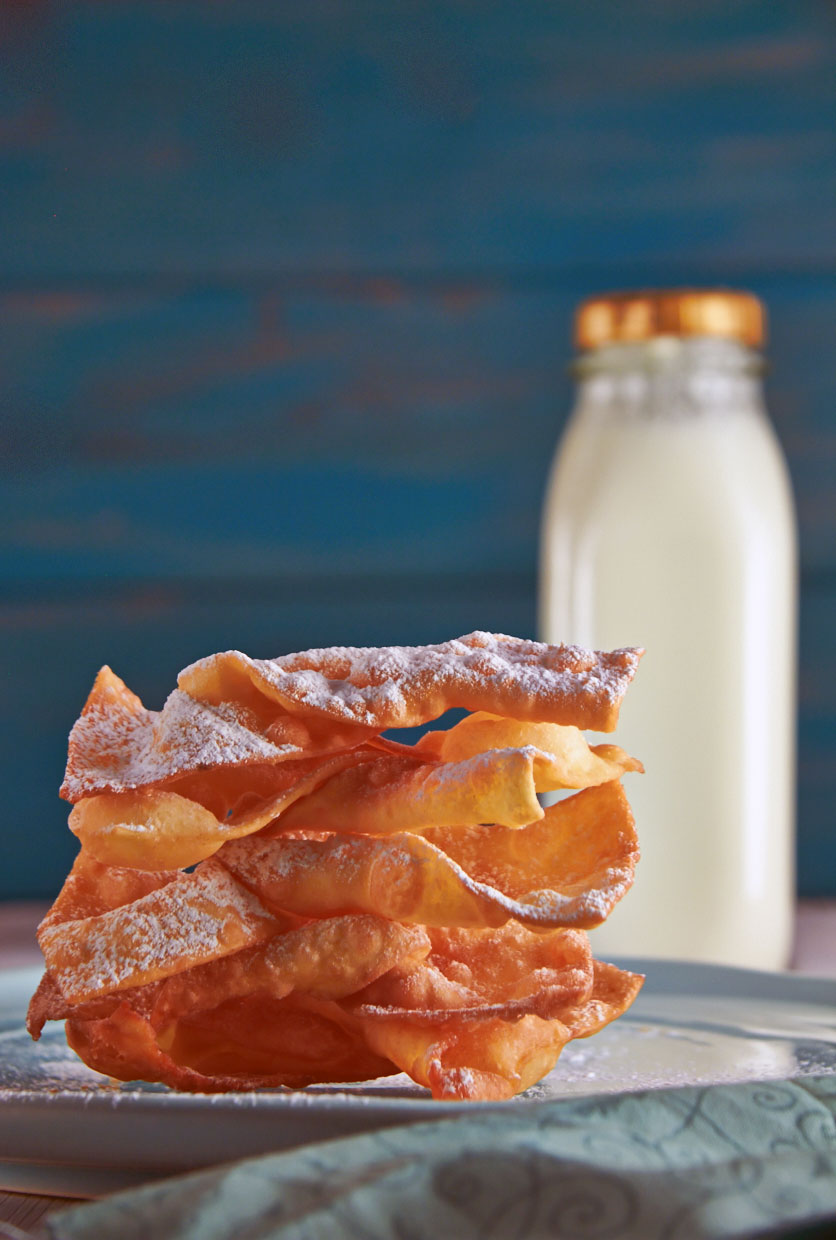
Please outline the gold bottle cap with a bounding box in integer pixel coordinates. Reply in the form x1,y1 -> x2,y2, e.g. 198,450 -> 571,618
574,289 -> 765,351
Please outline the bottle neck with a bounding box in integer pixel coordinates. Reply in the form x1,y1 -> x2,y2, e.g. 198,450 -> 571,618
572,336 -> 765,420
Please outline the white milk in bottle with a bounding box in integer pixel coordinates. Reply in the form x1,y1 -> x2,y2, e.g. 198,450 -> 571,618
539,290 -> 797,969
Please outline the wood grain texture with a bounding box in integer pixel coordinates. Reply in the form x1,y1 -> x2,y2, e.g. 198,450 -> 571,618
0,1190 -> 78,1234
2,280 -> 835,577
1,0 -> 834,898
0,1 -> 834,279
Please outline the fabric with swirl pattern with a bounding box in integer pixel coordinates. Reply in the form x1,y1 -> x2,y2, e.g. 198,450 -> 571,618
45,1076 -> 836,1240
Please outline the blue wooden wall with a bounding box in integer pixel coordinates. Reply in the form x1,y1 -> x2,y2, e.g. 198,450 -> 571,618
2,2 -> 835,898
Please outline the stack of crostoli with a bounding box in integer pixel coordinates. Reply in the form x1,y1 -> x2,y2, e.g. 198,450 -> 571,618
29,632 -> 645,1101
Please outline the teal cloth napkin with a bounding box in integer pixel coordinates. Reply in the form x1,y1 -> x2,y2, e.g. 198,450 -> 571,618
45,1076 -> 836,1240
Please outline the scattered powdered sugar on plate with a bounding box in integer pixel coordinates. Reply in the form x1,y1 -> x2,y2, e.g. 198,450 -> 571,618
3,983 -> 833,1109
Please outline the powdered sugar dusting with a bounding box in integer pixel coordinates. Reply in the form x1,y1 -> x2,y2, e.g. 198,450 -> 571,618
181,633 -> 642,734
39,860 -> 276,1001
63,684 -> 298,803
436,1065 -> 477,1096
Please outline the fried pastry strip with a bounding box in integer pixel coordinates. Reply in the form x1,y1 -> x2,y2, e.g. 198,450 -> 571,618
277,740 -> 640,837
218,783 -> 637,931
357,961 -> 644,1100
181,632 -> 641,734
38,859 -> 279,1003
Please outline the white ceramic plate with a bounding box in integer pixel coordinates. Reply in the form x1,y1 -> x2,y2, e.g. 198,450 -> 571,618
2,961 -> 835,1197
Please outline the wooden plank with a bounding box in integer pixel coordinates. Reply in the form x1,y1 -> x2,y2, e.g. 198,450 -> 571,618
1,1 -> 833,278
3,278 -> 836,581
798,580 -> 836,898
0,1191 -> 80,1233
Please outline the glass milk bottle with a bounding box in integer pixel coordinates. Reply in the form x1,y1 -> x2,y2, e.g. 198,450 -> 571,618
539,290 -> 797,970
